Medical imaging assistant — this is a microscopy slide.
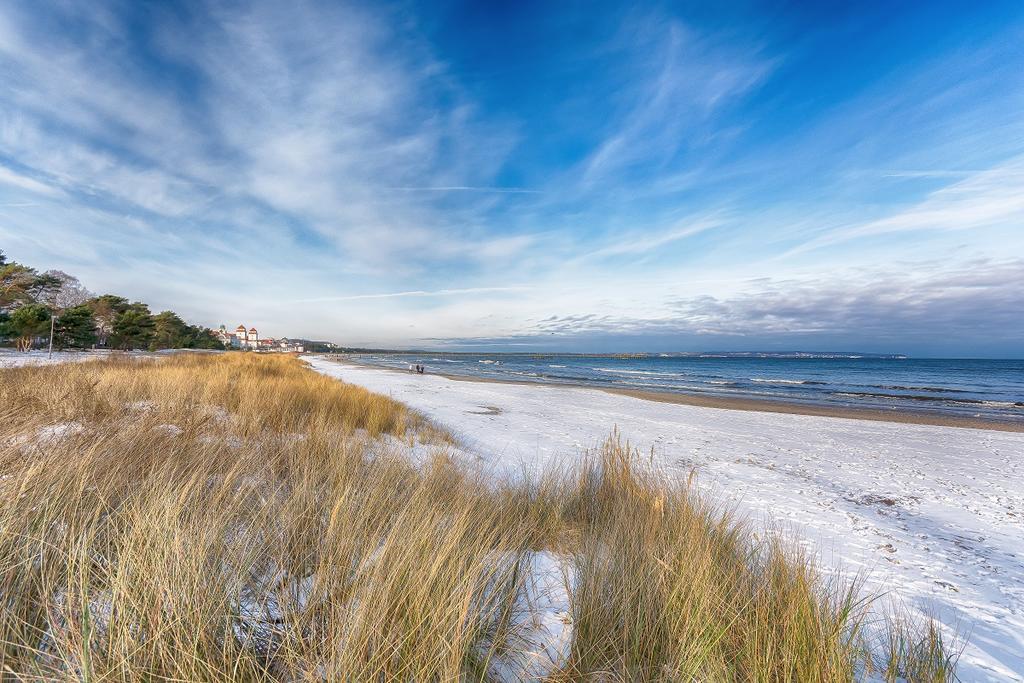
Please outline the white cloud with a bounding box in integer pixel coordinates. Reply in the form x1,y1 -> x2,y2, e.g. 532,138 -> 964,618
789,157 -> 1024,255
580,18 -> 774,185
575,214 -> 724,261
295,286 -> 531,303
384,186 -> 542,193
0,0 -> 526,274
850,162 -> 1024,235
0,164 -> 63,197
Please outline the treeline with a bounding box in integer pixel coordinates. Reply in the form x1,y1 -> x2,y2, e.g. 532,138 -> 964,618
0,250 -> 223,352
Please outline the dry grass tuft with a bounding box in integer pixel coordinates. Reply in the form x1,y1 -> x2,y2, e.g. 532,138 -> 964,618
0,354 -> 956,681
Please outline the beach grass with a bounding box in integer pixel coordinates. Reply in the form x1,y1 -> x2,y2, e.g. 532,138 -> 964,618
0,353 -> 956,680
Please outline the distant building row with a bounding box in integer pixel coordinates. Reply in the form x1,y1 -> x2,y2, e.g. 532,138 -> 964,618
215,324 -> 305,353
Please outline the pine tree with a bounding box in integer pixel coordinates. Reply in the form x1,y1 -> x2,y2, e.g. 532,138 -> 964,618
54,305 -> 98,349
111,303 -> 155,350
87,295 -> 130,348
8,304 -> 51,351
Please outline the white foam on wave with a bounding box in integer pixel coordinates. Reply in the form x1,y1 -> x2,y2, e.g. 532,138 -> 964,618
594,368 -> 674,377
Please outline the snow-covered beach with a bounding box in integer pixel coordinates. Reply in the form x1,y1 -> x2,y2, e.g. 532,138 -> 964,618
0,348 -> 222,369
0,349 -> 113,368
306,356 -> 1024,681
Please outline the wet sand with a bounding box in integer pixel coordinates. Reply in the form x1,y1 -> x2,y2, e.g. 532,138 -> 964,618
603,386 -> 1024,431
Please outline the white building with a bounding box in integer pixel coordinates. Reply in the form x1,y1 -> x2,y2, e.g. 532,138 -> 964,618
215,324 -> 304,352
216,324 -> 260,350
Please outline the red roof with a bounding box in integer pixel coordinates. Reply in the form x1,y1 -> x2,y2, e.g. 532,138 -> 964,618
249,327 -> 258,333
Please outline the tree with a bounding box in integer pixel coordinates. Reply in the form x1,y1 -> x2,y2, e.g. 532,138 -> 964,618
8,304 -> 50,352
111,302 -> 154,350
39,270 -> 92,311
147,312 -> 227,350
1,260 -> 45,309
1,253 -> 227,353
150,310 -> 188,350
54,305 -> 98,349
37,271 -> 94,356
182,324 -> 226,350
87,295 -> 130,347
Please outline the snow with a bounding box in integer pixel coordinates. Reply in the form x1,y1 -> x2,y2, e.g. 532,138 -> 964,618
0,348 -> 208,369
35,422 -> 85,443
488,551 -> 574,681
153,424 -> 183,437
5,422 -> 86,454
0,349 -> 115,368
305,357 -> 1024,682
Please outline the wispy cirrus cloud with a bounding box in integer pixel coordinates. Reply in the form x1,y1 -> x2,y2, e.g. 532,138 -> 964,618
295,286 -> 531,303
1,2 -> 1022,354
384,186 -> 542,194
0,1 -> 523,262
580,18 -> 775,187
573,213 -> 725,262
792,157 -> 1024,254
0,164 -> 63,197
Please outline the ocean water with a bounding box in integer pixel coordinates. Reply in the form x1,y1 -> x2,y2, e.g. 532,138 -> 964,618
347,353 -> 1024,423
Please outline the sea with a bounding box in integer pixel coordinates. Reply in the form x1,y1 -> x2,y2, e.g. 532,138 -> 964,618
346,353 -> 1024,424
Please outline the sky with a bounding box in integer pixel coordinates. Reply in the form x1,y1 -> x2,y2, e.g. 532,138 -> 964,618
0,1 -> 1022,357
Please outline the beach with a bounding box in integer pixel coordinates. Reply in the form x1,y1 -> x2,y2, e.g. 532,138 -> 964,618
428,366 -> 1024,432
306,356 -> 1024,682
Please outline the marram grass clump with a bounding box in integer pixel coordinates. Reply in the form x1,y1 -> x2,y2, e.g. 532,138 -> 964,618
0,353 -> 956,680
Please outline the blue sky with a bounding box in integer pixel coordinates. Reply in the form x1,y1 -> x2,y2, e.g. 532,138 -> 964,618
0,1 -> 1022,356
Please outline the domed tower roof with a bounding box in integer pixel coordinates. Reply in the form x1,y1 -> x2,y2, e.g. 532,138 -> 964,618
235,324 -> 247,332
249,327 -> 258,334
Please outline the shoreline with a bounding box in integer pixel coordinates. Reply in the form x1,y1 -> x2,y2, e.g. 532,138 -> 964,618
335,357 -> 1024,433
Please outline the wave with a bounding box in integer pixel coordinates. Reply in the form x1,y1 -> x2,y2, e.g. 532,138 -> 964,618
548,364 -> 567,368
877,384 -> 966,393
616,381 -> 715,393
750,378 -> 826,385
594,368 -> 676,377
831,391 -> 995,406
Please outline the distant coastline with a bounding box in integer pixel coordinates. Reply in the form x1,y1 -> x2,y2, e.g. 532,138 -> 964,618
331,349 -> 910,359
